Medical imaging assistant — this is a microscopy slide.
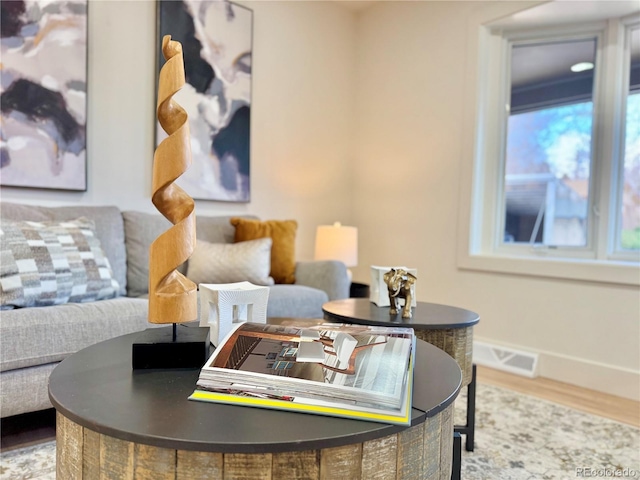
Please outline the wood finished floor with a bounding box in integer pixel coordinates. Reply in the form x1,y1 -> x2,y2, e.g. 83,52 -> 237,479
1,366 -> 638,452
477,365 -> 640,428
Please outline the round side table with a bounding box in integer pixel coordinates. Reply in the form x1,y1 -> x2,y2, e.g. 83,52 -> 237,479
323,298 -> 480,454
322,299 -> 479,386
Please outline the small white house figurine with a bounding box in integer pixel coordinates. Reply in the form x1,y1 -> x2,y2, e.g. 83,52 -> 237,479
199,282 -> 269,346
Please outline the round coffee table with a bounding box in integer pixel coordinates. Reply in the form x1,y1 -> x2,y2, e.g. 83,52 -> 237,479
49,322 -> 462,479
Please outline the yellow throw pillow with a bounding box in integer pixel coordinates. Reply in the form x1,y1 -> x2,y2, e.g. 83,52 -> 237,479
230,218 -> 297,284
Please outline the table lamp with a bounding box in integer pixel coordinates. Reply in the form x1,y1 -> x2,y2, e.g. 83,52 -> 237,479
314,222 -> 358,281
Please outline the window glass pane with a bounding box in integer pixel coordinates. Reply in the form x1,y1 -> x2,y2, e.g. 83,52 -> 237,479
620,27 -> 640,251
503,39 -> 596,247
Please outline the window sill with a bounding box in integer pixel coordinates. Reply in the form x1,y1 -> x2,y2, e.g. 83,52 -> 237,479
458,253 -> 639,286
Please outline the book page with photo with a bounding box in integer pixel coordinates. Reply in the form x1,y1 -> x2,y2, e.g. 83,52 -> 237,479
190,322 -> 416,424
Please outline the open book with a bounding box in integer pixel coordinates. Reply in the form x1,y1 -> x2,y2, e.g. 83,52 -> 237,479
189,322 -> 416,425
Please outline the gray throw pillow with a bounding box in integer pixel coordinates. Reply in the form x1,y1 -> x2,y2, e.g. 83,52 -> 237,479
0,218 -> 120,308
187,238 -> 275,286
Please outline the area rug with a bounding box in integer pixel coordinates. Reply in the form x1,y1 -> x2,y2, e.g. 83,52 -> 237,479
454,385 -> 639,479
1,384 -> 638,479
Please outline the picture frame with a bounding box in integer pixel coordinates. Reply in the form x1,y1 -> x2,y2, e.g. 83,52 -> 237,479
156,0 -> 253,202
0,0 -> 88,192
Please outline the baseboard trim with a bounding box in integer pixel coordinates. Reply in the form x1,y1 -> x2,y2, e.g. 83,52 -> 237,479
474,336 -> 640,402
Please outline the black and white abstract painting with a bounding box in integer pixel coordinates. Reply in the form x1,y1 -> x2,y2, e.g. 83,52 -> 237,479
0,0 -> 88,191
157,0 -> 252,202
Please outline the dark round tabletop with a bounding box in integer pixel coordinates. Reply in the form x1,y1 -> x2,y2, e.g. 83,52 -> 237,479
323,298 -> 480,329
49,323 -> 462,454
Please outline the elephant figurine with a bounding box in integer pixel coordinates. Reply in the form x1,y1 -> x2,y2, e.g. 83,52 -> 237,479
383,268 -> 417,319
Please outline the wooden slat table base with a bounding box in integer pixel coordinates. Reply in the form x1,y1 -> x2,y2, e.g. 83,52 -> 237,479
415,327 -> 473,386
57,406 -> 454,480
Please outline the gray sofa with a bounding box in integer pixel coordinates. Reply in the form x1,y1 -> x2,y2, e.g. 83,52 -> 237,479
0,203 -> 349,418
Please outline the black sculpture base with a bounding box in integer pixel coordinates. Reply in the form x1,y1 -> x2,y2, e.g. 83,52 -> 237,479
132,324 -> 211,370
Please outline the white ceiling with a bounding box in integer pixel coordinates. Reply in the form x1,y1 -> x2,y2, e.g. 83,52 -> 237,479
490,0 -> 639,30
335,0 -> 639,20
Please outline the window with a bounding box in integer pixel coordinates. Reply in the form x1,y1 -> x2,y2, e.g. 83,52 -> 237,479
459,9 -> 640,285
503,38 -> 597,249
618,26 -> 640,252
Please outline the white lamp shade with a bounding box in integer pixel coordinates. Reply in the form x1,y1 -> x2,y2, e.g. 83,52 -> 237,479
314,223 -> 358,267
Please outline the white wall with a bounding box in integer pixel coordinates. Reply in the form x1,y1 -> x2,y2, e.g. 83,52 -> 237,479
0,0 -> 357,261
245,1 -> 357,259
352,1 -> 640,400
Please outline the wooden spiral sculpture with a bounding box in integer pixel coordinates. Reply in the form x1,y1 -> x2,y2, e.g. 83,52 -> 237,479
148,35 -> 197,325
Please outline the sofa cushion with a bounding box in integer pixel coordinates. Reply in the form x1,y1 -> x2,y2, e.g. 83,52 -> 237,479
266,284 -> 328,318
295,260 -> 350,301
0,297 -> 149,372
122,211 -> 171,298
123,211 -> 258,297
230,218 -> 297,284
0,203 -> 127,296
187,238 -> 274,286
1,363 -> 57,417
0,218 -> 119,309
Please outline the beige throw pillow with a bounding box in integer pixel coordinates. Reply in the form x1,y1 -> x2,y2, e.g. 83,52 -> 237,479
187,238 -> 275,286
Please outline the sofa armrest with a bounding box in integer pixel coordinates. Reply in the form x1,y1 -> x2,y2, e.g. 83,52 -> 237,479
294,261 -> 350,301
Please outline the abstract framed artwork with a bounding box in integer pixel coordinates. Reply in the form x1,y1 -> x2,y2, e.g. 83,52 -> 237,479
0,0 -> 88,191
157,0 -> 252,202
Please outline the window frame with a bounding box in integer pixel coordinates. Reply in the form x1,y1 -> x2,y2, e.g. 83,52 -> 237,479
497,29 -> 603,258
611,19 -> 640,260
457,13 -> 640,286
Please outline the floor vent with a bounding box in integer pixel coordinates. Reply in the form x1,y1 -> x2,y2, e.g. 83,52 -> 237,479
473,341 -> 539,378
